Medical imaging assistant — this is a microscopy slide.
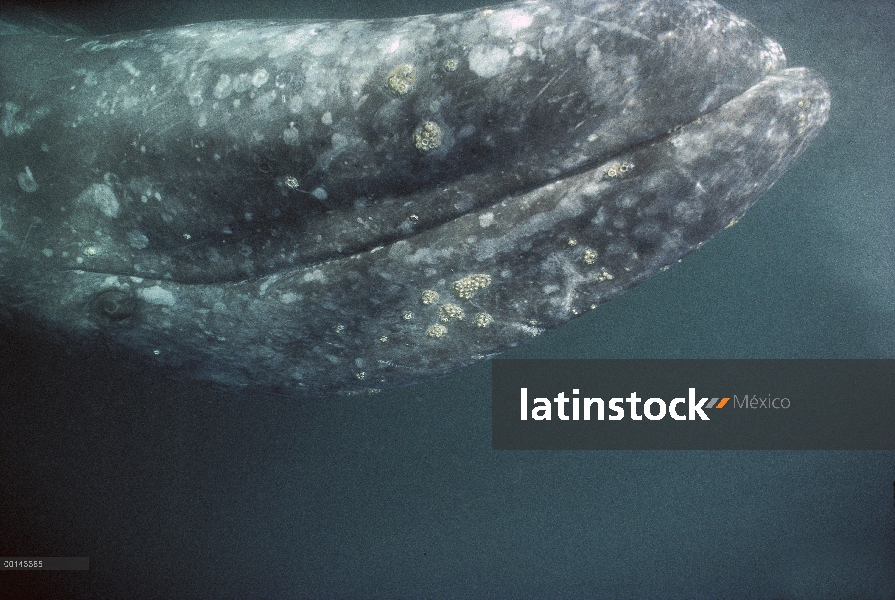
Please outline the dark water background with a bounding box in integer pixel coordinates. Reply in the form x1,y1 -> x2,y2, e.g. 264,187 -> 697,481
1,0 -> 893,598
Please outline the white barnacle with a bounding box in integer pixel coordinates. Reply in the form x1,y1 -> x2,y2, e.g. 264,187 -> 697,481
413,121 -> 441,151
439,303 -> 465,322
474,312 -> 493,328
451,273 -> 491,299
426,324 -> 447,338
386,63 -> 416,95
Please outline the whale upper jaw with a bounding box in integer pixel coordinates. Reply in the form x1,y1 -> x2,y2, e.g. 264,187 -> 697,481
0,0 -> 829,394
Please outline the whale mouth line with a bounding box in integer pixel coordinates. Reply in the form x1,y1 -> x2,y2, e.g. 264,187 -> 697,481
61,148 -> 652,286
60,119 -> 691,287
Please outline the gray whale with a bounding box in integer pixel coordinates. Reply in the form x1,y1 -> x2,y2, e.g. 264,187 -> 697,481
0,0 -> 829,394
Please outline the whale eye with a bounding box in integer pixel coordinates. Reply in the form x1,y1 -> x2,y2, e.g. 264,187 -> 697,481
95,289 -> 137,322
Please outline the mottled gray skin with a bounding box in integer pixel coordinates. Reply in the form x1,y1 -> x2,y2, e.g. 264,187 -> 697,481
0,0 -> 828,394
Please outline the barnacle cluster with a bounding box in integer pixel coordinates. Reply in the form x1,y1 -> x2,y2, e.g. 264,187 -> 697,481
413,121 -> 441,152
451,273 -> 491,299
595,269 -> 614,282
439,303 -> 465,322
419,274 -> 494,339
426,324 -> 448,338
473,312 -> 493,328
386,63 -> 416,95
603,161 -> 633,179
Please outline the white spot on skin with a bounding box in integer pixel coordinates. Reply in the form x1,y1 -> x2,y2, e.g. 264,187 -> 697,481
126,231 -> 149,249
213,74 -> 233,99
330,132 -> 347,149
121,60 -> 140,77
586,45 -> 604,72
280,292 -> 298,304
541,25 -> 566,50
321,111 -> 333,125
514,323 -> 543,337
283,124 -> 301,146
2,102 -> 37,136
252,68 -> 269,88
252,89 -> 277,112
468,45 -> 511,78
302,269 -> 327,283
17,166 -> 38,192
76,183 -> 119,218
487,10 -> 533,39
185,71 -> 205,107
479,212 -> 495,227
258,274 -> 280,295
137,285 -> 175,306
403,245 -> 453,265
232,73 -> 252,93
